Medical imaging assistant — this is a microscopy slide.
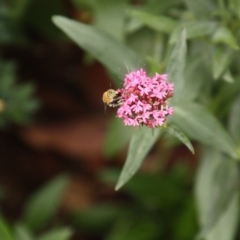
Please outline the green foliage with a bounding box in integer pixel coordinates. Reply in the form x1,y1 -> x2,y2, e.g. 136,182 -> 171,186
195,148 -> 239,240
0,175 -> 72,240
129,10 -> 177,34
53,1 -> 240,237
23,0 -> 68,40
163,124 -> 194,154
166,28 -> 187,100
229,95 -> 240,145
212,46 -> 234,79
0,59 -> 39,127
52,16 -> 139,84
72,166 -> 196,240
52,11 -> 239,183
103,117 -> 132,158
115,127 -> 162,190
171,102 -> 238,159
2,0 -> 240,239
14,224 -> 33,240
0,214 -> 13,240
0,0 -> 30,43
72,0 -> 128,41
37,228 -> 73,240
72,204 -> 123,233
22,175 -> 70,232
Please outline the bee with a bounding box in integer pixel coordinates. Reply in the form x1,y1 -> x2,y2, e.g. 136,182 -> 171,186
102,89 -> 123,107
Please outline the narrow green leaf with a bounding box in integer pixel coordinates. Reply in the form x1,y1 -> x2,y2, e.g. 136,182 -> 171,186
212,26 -> 239,50
107,216 -> 159,240
229,94 -> 240,145
195,148 -> 239,239
205,193 -> 239,240
229,0 -> 240,19
104,117 -> 132,158
0,215 -> 13,240
89,0 -> 128,41
126,28 -> 156,61
22,175 -> 70,231
212,46 -> 234,79
171,102 -> 238,159
181,56 -> 209,101
72,0 -> 127,40
115,127 -> 162,190
167,28 -> 187,100
0,61 -> 16,91
72,204 -> 121,232
164,124 -> 195,154
184,0 -> 216,18
130,10 -> 177,34
126,0 -> 177,33
222,70 -> 234,83
37,228 -> 73,240
170,21 -> 218,44
14,224 -> 33,240
52,16 -> 139,82
145,56 -> 163,74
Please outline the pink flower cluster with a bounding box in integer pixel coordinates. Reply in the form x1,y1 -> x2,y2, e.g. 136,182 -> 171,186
117,69 -> 173,128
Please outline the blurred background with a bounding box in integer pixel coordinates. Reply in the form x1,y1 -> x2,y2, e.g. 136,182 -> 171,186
0,0 -> 234,239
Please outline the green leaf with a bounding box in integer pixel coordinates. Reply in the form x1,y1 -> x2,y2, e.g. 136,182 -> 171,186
100,167 -> 189,208
184,0 -> 216,18
73,204 -> 122,233
145,57 -> 163,74
121,172 -> 187,208
170,21 -> 218,44
126,0 -> 177,33
0,61 -> 16,91
103,117 -> 132,158
106,216 -> 159,240
212,46 -> 234,79
93,0 -> 127,41
74,0 -> 127,41
14,224 -> 33,240
195,148 -> 239,239
212,26 -> 239,50
115,127 -> 162,190
52,16 -> 139,83
37,228 -> 73,240
164,124 -> 195,154
5,0 -> 30,20
171,102 -> 238,159
129,10 -> 177,34
181,55 -> 209,101
0,59 -> 39,126
229,0 -> 240,19
22,175 -> 70,231
222,70 -> 234,83
126,28 -> 156,61
229,94 -> 240,145
204,193 -> 239,240
208,80 -> 240,119
0,215 -> 13,240
167,28 -> 187,101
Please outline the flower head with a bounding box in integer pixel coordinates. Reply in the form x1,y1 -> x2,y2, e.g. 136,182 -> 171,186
116,69 -> 173,128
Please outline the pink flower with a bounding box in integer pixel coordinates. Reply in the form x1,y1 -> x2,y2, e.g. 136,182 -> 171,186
127,93 -> 138,104
138,84 -> 151,96
116,69 -> 174,128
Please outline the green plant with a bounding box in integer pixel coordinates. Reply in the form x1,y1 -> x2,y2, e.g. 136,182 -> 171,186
52,0 -> 240,239
0,175 -> 72,240
0,59 -> 39,127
